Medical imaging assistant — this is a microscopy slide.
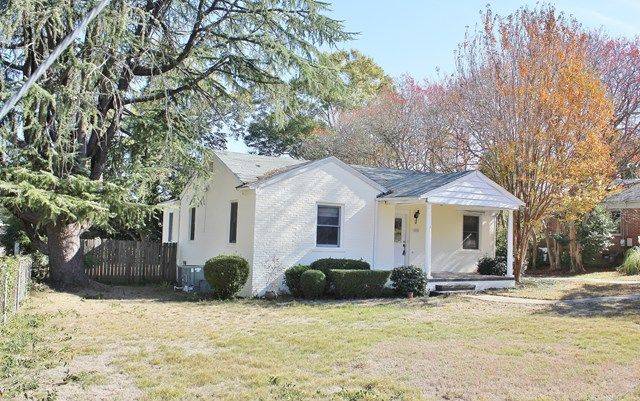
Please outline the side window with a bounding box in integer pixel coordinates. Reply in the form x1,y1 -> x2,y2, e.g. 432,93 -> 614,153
229,201 -> 238,244
168,212 -> 174,243
462,215 -> 480,250
317,205 -> 341,247
189,207 -> 196,241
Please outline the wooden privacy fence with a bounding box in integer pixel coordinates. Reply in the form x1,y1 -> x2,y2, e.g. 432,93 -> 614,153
1,256 -> 32,325
83,239 -> 177,284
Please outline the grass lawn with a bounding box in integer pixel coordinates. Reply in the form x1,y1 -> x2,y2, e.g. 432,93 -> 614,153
1,286 -> 640,401
490,277 -> 640,301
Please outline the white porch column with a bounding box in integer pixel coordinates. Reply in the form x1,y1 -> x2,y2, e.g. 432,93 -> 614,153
424,202 -> 432,279
507,209 -> 514,277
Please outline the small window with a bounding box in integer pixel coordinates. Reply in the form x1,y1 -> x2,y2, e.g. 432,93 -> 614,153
462,215 -> 480,250
229,201 -> 238,243
317,205 -> 341,247
189,207 -> 196,241
168,212 -> 174,243
611,210 -> 621,235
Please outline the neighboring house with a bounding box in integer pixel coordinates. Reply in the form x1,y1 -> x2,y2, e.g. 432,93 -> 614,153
602,178 -> 640,262
161,151 -> 524,297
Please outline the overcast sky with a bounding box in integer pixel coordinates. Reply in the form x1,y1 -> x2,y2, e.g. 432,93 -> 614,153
228,0 -> 640,152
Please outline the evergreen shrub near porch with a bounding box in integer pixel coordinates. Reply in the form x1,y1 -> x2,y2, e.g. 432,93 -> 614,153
390,266 -> 427,297
330,270 -> 390,298
203,255 -> 250,299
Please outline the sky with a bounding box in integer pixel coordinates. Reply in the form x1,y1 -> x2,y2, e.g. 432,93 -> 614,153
228,0 -> 640,152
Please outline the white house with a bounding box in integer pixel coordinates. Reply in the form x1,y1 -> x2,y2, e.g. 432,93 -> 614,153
161,151 -> 524,296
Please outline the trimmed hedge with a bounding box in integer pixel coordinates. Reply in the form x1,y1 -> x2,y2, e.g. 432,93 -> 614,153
203,255 -> 250,299
390,265 -> 427,297
477,256 -> 507,276
300,269 -> 326,299
284,264 -> 310,297
330,269 -> 390,298
310,258 -> 370,294
310,258 -> 370,274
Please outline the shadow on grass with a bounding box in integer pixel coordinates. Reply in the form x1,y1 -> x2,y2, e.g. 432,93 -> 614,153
65,284 -> 432,310
538,286 -> 640,318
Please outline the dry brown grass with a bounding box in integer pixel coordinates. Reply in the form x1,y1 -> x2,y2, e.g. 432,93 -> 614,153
492,277 -> 640,301
2,285 -> 640,401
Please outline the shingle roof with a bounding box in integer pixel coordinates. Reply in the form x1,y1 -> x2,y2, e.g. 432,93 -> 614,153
604,181 -> 640,205
215,151 -> 472,198
214,150 -> 306,183
353,165 -> 472,198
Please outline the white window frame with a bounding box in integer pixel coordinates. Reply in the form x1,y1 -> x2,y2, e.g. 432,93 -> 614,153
462,214 -> 480,251
315,203 -> 343,248
167,211 -> 174,243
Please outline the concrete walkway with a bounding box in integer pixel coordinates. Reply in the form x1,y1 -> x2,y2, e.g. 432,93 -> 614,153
467,293 -> 640,306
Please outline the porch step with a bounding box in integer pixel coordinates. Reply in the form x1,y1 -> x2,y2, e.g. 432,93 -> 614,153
435,283 -> 476,292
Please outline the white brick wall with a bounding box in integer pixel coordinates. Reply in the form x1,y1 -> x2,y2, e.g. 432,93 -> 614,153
251,161 -> 380,296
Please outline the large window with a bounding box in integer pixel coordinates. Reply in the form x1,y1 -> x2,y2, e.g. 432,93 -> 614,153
189,207 -> 196,241
317,205 -> 341,247
229,201 -> 238,244
168,212 -> 174,243
462,215 -> 480,250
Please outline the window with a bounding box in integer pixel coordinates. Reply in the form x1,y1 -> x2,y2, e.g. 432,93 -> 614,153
611,210 -> 621,235
189,207 -> 196,241
462,215 -> 480,250
168,212 -> 174,243
317,205 -> 341,246
229,201 -> 238,243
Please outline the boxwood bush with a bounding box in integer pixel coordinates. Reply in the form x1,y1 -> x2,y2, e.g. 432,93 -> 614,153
300,269 -> 326,299
390,265 -> 427,297
203,255 -> 250,299
310,258 -> 370,294
284,264 -> 310,297
477,256 -> 507,276
619,247 -> 640,275
330,269 -> 390,298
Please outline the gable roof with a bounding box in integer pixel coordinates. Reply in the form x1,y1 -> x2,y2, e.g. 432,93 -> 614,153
353,165 -> 473,198
214,150 -> 305,183
213,151 -> 523,208
604,180 -> 640,208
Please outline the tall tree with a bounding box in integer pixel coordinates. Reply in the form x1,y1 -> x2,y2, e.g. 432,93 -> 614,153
446,6 -> 615,280
587,34 -> 640,177
243,49 -> 391,156
0,0 -> 351,286
303,75 -> 464,171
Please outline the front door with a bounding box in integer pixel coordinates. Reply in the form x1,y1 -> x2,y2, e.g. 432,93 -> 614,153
394,214 -> 407,267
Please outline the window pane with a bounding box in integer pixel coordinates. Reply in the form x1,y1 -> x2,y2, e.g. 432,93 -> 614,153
229,202 -> 238,243
463,215 -> 479,250
168,212 -> 174,242
317,226 -> 339,246
394,218 -> 403,242
463,232 -> 478,249
463,215 -> 479,232
189,207 -> 196,241
318,205 -> 340,226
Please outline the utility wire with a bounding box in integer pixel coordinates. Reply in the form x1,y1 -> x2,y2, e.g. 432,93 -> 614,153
0,0 -> 111,122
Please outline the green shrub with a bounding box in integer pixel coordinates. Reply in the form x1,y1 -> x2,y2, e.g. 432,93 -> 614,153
299,269 -> 325,299
310,258 -> 370,294
390,266 -> 427,297
309,258 -> 370,274
477,257 -> 507,275
619,247 -> 640,275
284,264 -> 310,297
330,269 -> 390,298
203,255 -> 250,299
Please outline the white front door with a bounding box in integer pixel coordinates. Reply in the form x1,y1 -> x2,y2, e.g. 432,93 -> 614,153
394,214 -> 407,267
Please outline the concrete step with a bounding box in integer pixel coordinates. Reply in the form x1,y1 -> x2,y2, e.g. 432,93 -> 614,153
435,283 -> 476,292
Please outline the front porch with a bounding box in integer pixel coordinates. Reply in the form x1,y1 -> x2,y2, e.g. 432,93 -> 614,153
372,170 -> 524,291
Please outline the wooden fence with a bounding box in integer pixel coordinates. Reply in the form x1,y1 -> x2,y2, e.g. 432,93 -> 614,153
1,256 -> 32,325
83,239 -> 177,284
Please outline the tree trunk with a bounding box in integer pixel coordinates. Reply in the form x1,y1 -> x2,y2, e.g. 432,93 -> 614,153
46,222 -> 95,287
567,223 -> 585,273
544,229 -> 557,270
